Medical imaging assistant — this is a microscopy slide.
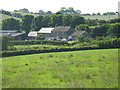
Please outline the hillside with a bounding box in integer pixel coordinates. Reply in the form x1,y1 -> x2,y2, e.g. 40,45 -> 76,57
2,49 -> 118,88
0,13 -> 22,29
82,15 -> 118,21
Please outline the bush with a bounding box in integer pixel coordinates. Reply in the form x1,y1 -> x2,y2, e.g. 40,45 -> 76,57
97,38 -> 120,48
12,40 -> 69,45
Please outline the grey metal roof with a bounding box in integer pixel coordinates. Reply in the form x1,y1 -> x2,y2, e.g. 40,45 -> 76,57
0,30 -> 18,33
0,32 -> 25,37
71,31 -> 86,37
52,26 -> 71,32
0,30 -> 25,37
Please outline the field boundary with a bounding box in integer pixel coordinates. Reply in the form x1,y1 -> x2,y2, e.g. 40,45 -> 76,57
1,47 -> 119,57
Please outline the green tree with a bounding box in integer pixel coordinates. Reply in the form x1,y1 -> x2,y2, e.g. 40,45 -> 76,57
49,14 -> 58,27
1,36 -> 14,50
21,15 -> 34,34
71,16 -> 85,27
107,23 -> 120,37
75,24 -> 90,32
42,15 -> 51,27
63,15 -> 73,26
91,24 -> 110,37
2,18 -> 20,30
31,15 -> 43,31
18,8 -> 29,13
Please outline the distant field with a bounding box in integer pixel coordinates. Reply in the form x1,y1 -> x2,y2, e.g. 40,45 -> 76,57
2,49 -> 118,88
82,15 -> 118,21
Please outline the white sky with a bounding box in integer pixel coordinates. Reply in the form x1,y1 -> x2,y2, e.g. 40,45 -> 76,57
0,0 -> 119,14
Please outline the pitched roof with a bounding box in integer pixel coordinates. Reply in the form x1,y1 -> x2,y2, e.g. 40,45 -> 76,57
52,26 -> 71,32
38,28 -> 54,33
28,31 -> 37,37
0,30 -> 24,37
0,30 -> 18,33
71,31 -> 86,37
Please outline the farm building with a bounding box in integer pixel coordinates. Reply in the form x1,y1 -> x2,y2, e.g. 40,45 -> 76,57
0,30 -> 25,40
28,31 -> 38,40
71,31 -> 87,40
51,26 -> 74,39
38,28 -> 54,38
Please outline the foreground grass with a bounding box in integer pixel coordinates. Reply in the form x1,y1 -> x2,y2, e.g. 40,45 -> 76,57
2,49 -> 118,88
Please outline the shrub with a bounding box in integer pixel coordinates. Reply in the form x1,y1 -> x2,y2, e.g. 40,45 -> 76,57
97,38 -> 120,48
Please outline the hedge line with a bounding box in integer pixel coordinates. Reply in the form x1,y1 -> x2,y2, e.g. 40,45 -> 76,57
2,45 -> 100,57
12,40 -> 69,45
97,38 -> 120,48
1,38 -> 120,57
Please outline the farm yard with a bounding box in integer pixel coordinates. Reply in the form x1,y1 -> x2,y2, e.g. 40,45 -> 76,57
2,49 -> 118,88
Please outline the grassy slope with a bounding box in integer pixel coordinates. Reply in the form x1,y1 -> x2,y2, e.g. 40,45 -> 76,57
2,49 -> 118,88
82,15 -> 118,21
0,13 -> 22,29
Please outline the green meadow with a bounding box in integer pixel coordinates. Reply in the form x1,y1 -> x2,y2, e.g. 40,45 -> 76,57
2,49 -> 118,88
83,15 -> 118,21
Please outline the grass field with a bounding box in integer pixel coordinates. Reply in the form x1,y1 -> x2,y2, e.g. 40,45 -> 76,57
2,49 -> 118,88
14,44 -> 65,50
82,15 -> 118,21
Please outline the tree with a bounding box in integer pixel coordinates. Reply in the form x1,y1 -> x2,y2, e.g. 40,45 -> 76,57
38,10 -> 45,15
42,15 -> 51,27
2,18 -> 20,30
21,15 -> 34,34
92,13 -> 96,16
63,15 -> 73,26
1,35 -> 14,50
91,24 -> 110,37
107,23 -> 120,37
85,19 -> 98,26
18,8 -> 29,13
45,11 -> 52,15
49,14 -> 58,27
71,16 -> 85,27
75,24 -> 90,32
97,12 -> 101,15
31,15 -> 43,31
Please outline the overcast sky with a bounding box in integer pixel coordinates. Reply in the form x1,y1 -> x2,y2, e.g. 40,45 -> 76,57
0,0 -> 119,14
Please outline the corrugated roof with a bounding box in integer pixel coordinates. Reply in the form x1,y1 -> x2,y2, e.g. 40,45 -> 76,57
71,31 -> 86,36
38,28 -> 54,33
0,33 -> 25,37
0,30 -> 18,33
52,26 -> 71,32
28,31 -> 38,37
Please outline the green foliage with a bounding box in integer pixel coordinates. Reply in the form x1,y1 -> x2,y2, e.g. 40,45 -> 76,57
15,8 -> 29,13
58,7 -> 81,15
91,24 -> 110,37
71,16 -> 85,27
63,15 -> 73,26
21,15 -> 34,34
107,23 -> 120,37
12,40 -> 68,45
2,49 -> 118,88
2,36 -> 14,50
2,18 -> 20,30
97,38 -> 120,48
31,15 -> 43,31
75,24 -> 90,32
77,35 -> 94,43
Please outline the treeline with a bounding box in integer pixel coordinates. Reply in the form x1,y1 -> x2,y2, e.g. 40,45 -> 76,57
2,14 -> 120,37
0,9 -> 23,18
2,14 -> 85,33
